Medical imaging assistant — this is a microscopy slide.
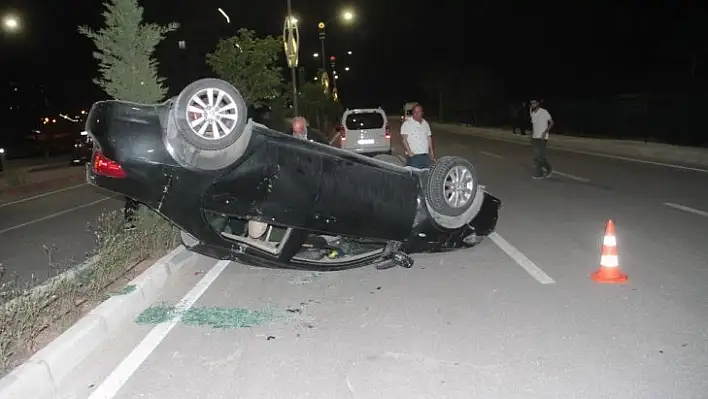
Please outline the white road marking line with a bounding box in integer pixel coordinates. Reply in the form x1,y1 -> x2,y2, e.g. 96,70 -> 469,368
0,183 -> 87,208
0,198 -> 110,235
552,171 -> 590,182
479,151 -> 504,159
88,259 -> 231,399
663,202 -> 708,218
447,131 -> 708,174
562,148 -> 708,174
489,232 -> 556,284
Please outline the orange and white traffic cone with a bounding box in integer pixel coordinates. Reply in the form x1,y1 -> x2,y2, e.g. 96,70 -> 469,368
591,219 -> 628,284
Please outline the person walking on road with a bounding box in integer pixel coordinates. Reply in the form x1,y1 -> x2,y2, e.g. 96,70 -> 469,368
400,104 -> 435,168
530,99 -> 554,179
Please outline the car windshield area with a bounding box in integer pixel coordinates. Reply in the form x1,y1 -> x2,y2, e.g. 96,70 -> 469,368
345,112 -> 384,130
203,210 -> 387,263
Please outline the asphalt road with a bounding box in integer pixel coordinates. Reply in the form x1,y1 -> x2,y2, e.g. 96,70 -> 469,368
0,184 -> 123,285
51,121 -> 708,398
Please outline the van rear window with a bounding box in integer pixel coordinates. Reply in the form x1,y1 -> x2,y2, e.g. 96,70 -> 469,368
345,113 -> 384,130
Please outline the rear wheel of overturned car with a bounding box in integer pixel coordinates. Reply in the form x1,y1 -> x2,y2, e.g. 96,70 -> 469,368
373,153 -> 405,166
425,156 -> 478,217
174,78 -> 248,151
165,79 -> 251,171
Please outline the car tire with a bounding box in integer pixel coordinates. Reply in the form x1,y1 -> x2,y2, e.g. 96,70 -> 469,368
424,156 -> 478,218
374,153 -> 405,166
164,79 -> 252,171
173,78 -> 248,151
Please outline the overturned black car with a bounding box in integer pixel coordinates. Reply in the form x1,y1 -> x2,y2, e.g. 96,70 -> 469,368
85,78 -> 501,270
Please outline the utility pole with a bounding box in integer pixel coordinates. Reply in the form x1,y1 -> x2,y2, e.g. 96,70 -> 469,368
285,0 -> 299,116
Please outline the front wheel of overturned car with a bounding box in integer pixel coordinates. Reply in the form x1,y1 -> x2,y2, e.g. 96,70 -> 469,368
165,79 -> 252,171
425,156 -> 478,217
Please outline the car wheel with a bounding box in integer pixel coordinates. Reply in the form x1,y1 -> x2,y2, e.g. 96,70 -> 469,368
165,79 -> 252,171
425,156 -> 478,217
180,230 -> 199,249
374,153 -> 405,166
173,78 -> 248,151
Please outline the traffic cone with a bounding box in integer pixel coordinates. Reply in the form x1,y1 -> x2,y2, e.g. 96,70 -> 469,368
591,219 -> 628,284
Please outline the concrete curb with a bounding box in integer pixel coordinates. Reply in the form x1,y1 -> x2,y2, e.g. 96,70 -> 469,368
0,245 -> 197,399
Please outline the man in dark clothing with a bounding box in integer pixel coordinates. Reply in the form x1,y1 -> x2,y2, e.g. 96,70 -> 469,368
511,102 -> 529,135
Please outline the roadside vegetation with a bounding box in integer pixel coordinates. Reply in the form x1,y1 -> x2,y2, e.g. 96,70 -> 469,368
0,0 -> 179,376
0,0 -> 340,377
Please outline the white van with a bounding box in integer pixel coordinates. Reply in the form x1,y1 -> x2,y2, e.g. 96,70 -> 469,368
338,107 -> 391,156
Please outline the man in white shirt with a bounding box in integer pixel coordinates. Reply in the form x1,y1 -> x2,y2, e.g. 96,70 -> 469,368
529,99 -> 554,179
400,103 -> 435,168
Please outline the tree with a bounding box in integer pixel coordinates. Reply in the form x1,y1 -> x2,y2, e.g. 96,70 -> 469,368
78,0 -> 178,103
299,82 -> 341,132
206,29 -> 284,106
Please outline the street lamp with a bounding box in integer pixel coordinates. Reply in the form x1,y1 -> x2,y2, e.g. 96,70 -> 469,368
344,67 -> 350,71
347,50 -> 352,55
2,15 -> 19,32
313,53 -> 319,58
342,10 -> 355,21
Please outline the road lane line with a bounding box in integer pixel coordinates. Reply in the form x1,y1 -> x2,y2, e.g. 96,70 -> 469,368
562,148 -> 708,174
88,259 -> 231,399
433,127 -> 708,174
489,232 -> 556,284
553,171 -> 590,183
479,151 -> 504,159
0,198 -> 110,235
663,202 -> 708,218
0,183 -> 87,208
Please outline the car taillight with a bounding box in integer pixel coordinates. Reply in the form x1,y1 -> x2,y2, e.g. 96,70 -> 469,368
93,151 -> 126,178
385,123 -> 391,139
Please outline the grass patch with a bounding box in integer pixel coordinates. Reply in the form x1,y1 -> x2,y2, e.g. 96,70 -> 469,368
0,205 -> 179,376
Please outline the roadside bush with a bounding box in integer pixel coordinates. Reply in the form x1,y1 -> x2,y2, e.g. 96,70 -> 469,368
0,206 -> 179,375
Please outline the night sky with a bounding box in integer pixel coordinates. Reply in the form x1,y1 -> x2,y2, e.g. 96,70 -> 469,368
1,0 -> 705,115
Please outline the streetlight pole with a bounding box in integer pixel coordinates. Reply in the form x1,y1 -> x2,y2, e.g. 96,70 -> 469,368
285,0 -> 299,116
318,22 -> 327,71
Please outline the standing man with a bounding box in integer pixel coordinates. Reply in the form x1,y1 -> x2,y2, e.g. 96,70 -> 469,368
529,99 -> 554,179
400,103 -> 435,168
511,102 -> 523,135
290,116 -> 308,140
